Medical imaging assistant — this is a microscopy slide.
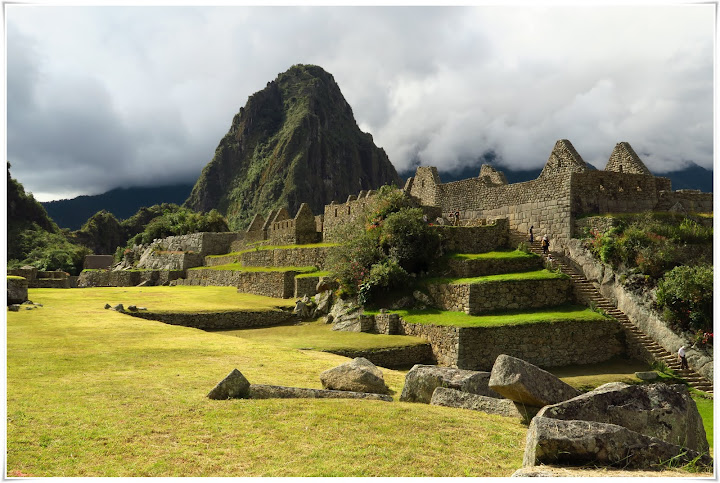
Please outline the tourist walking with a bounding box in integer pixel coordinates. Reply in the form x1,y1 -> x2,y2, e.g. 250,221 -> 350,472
454,211 -> 460,226
541,235 -> 549,254
529,225 -> 534,243
678,346 -> 689,370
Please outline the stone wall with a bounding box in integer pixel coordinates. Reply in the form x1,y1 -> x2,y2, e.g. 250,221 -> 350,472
153,232 -> 239,257
570,171 -> 669,216
240,246 -> 330,269
84,255 -> 114,270
178,269 -> 297,298
372,313 -> 624,370
456,318 -> 625,370
128,310 -> 294,331
78,269 -> 185,287
137,251 -> 205,271
426,277 -> 573,314
326,344 -> 435,369
434,219 -> 509,253
656,190 -> 714,213
561,239 -> 714,382
294,275 -> 333,298
322,190 -> 378,242
444,254 -> 543,278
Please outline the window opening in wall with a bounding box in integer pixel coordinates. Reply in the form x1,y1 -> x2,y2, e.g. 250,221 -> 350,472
421,180 -> 425,188
619,165 -> 623,173
335,209 -> 338,217
347,206 -> 351,215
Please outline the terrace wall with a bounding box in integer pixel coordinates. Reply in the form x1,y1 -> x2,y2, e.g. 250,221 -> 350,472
128,310 -> 295,331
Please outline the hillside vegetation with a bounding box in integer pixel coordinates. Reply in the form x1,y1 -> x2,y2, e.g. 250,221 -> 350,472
185,64 -> 400,229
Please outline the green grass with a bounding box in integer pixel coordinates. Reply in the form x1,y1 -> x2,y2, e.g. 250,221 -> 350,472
207,242 -> 339,259
295,271 -> 331,278
190,263 -> 318,273
693,396 -> 714,447
217,319 -> 426,352
7,275 -> 26,280
364,305 -> 608,328
446,249 -> 539,260
427,269 -> 567,285
7,286 -> 527,477
74,286 -> 295,313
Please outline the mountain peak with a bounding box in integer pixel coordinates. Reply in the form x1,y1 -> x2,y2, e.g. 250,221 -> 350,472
185,65 -> 400,229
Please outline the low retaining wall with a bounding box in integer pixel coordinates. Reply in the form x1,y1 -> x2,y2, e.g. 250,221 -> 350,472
561,238 -> 714,382
444,255 -> 542,278
433,218 -> 509,253
372,314 -> 624,370
78,270 -> 185,287
128,309 -> 294,330
294,275 -> 333,298
326,344 -> 434,369
175,269 -> 297,298
426,278 -> 573,314
240,246 -> 330,269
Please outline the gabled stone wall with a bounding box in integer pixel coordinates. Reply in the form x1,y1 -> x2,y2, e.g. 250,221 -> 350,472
322,190 -> 378,242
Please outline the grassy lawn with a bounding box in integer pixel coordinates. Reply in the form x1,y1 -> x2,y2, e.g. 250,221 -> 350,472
7,287 -> 527,477
446,249 -> 539,260
57,286 -> 295,313
427,268 -> 567,285
365,305 -> 608,328
217,319 -> 427,352
189,264 -> 318,273
296,270 -> 331,278
207,242 -> 338,259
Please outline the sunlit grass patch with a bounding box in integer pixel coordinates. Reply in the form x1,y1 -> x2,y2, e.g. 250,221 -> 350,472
7,286 -> 528,477
427,269 -> 567,285
190,264 -> 318,273
446,249 -> 539,260
216,319 -> 426,352
295,271 -> 331,278
207,242 -> 339,259
365,305 -> 608,328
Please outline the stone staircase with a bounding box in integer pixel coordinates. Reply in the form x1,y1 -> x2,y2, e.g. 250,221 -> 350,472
508,230 -> 713,395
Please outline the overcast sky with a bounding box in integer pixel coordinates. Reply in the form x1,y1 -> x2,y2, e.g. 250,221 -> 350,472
6,3 -> 715,201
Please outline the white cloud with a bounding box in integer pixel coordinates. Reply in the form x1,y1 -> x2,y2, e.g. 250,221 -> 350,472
6,4 -> 713,200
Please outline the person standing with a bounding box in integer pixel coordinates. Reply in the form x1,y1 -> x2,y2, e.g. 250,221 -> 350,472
678,346 -> 689,370
529,225 -> 534,243
454,211 -> 460,226
541,235 -> 549,254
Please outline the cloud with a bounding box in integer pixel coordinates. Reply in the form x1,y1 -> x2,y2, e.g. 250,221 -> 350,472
6,5 -> 713,200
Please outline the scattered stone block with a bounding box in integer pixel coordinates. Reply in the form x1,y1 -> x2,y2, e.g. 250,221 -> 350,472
248,384 -> 392,402
7,277 -> 28,305
8,305 -> 20,312
112,304 -> 125,312
489,354 -> 580,407
536,382 -> 708,452
313,290 -> 333,316
104,304 -> 111,309
207,368 -> 251,400
523,417 -> 713,470
634,371 -> 658,381
127,305 -> 138,312
320,357 -> 389,394
430,387 -> 538,420
400,364 -> 502,403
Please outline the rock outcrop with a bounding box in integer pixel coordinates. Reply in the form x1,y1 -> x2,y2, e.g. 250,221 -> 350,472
489,355 -> 580,407
536,382 -> 708,453
430,387 -> 538,420
320,357 -> 389,394
400,364 -> 501,403
523,417 -> 712,470
7,277 -> 28,305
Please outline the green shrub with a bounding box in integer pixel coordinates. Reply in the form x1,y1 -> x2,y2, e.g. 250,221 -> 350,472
381,208 -> 441,273
656,265 -> 713,332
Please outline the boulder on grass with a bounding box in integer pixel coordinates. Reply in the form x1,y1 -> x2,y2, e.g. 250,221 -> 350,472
7,277 -> 28,305
248,384 -> 392,402
489,354 -> 580,407
523,417 -> 713,470
320,357 -> 389,394
207,368 -> 251,400
537,382 -> 709,453
400,364 -> 502,403
430,387 -> 538,420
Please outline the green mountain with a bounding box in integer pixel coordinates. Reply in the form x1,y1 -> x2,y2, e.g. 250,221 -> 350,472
184,64 -> 401,229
